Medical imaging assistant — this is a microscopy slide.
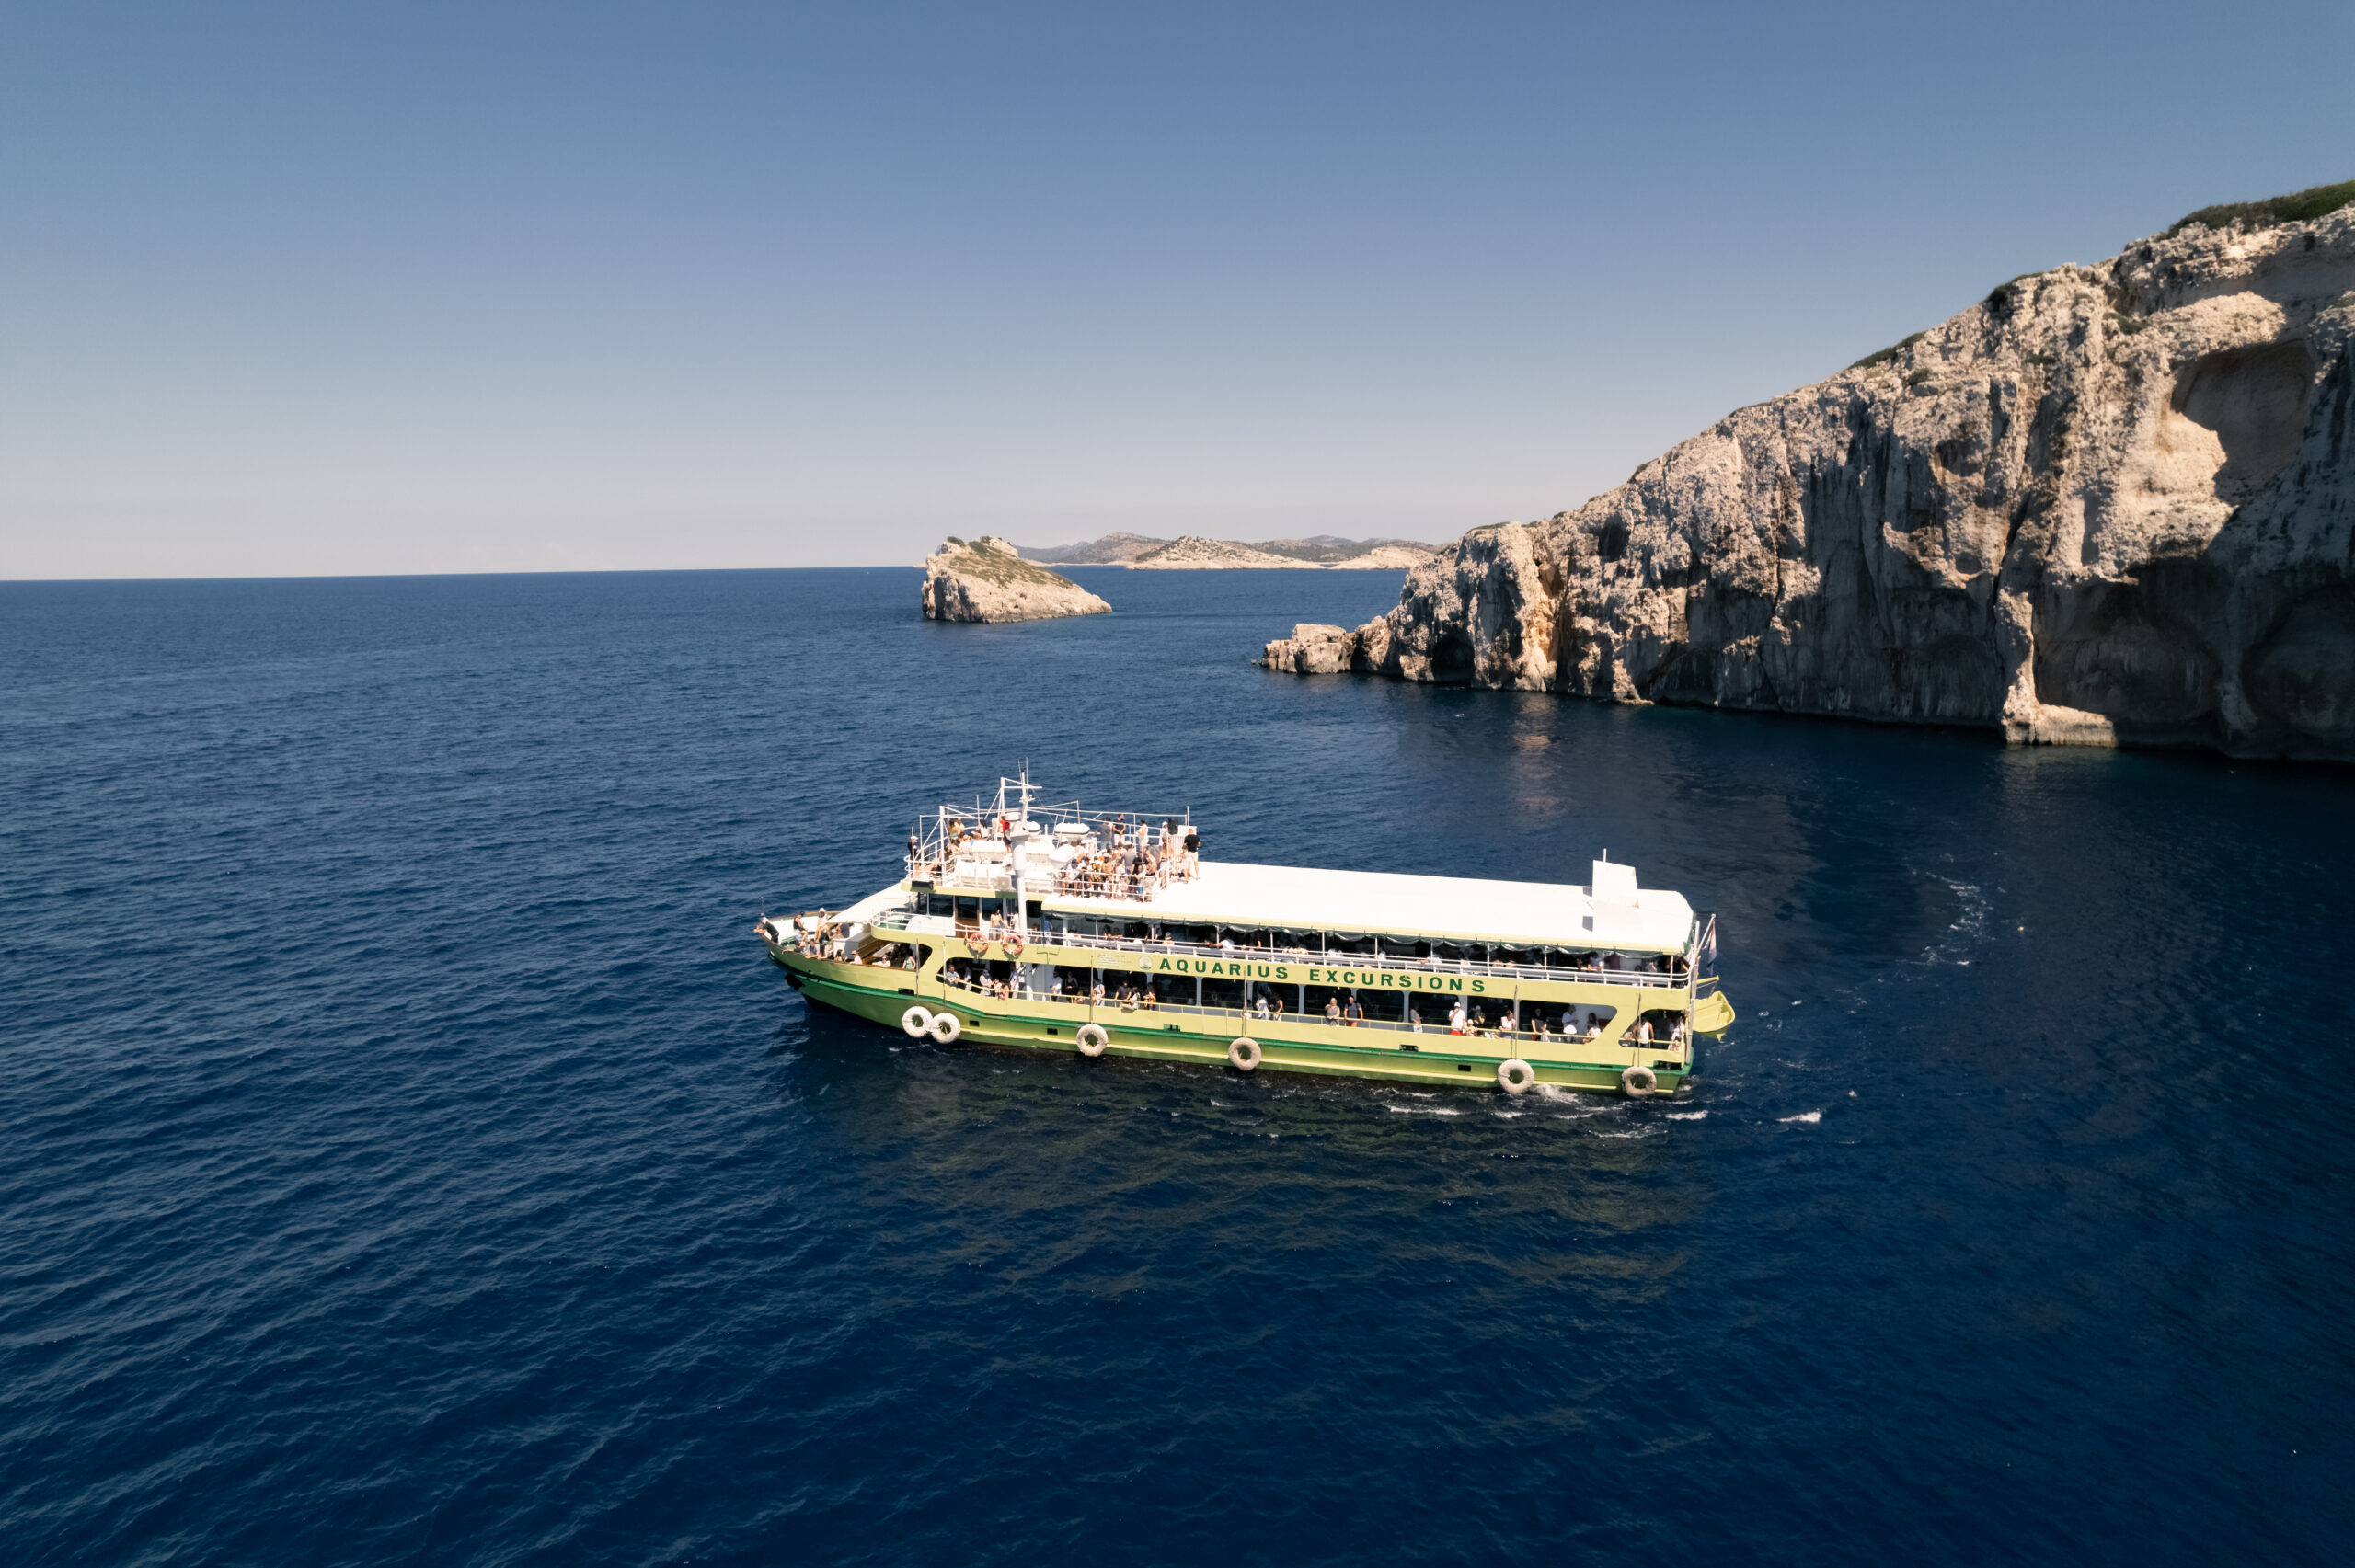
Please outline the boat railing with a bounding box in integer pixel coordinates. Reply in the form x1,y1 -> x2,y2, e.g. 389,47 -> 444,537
871,910 -> 1690,989
1036,933 -> 1689,990
930,974 -> 1694,1045
902,851 -> 1191,904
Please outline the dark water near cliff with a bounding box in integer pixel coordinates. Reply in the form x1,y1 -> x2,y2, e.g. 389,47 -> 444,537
4,566 -> 2350,1566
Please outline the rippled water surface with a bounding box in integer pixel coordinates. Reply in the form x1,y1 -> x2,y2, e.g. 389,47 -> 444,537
5,567 -> 2349,1565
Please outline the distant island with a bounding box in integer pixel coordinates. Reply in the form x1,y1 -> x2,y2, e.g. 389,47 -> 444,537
1262,178 -> 2355,762
1021,532 -> 1439,570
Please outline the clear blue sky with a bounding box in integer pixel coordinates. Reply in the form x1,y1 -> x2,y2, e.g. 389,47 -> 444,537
5,1 -> 2349,578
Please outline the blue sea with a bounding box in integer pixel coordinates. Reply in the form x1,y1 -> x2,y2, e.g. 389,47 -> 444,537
4,567 -> 2349,1565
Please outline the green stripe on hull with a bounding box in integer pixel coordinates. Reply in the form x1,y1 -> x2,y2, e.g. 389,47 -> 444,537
779,953 -> 1690,1097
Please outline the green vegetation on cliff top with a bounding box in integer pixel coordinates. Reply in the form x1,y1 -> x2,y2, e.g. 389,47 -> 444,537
935,536 -> 1089,589
2168,178 -> 2355,236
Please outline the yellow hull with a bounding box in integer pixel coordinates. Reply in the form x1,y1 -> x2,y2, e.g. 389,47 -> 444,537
774,940 -> 1722,1096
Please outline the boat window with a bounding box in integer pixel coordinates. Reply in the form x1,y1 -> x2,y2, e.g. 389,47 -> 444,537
1380,936 -> 1431,959
1493,945 -> 1535,967
1327,933 -> 1375,957
1430,941 -> 1474,964
955,897 -> 982,924
1201,977 -> 1246,1011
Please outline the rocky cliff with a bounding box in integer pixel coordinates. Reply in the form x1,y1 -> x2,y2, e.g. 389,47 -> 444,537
1267,186 -> 2355,760
921,536 -> 1110,623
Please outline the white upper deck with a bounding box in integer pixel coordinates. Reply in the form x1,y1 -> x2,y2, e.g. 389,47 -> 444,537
904,774 -> 1700,954
1042,858 -> 1695,952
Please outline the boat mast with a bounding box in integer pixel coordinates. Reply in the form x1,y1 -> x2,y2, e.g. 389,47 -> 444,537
1010,765 -> 1034,938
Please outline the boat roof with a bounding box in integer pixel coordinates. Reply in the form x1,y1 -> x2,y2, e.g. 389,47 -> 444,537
1041,859 -> 1695,952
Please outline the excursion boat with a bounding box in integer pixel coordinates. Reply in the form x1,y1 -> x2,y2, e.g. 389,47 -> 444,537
756,776 -> 1735,1097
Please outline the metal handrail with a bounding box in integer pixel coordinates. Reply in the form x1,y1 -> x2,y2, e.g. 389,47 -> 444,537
881,920 -> 1691,990
905,851 -> 1191,904
929,975 -> 1691,1047
965,927 -> 1685,989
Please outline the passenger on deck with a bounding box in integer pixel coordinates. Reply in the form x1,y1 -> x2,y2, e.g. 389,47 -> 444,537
1449,1000 -> 1468,1035
1408,1005 -> 1423,1034
1254,992 -> 1270,1019
1344,994 -> 1363,1025
1325,994 -> 1342,1023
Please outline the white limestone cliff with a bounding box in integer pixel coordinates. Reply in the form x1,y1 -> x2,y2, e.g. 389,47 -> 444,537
1267,193 -> 2355,761
922,537 -> 1111,623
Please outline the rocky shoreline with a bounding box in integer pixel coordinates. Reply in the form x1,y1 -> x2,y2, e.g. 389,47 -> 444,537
1263,189 -> 2355,761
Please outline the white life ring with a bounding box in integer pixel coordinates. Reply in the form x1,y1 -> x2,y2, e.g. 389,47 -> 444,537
1621,1063 -> 1658,1098
931,1011 -> 963,1045
964,931 -> 989,956
1076,1023 -> 1109,1057
1003,933 -> 1024,959
1227,1036 -> 1261,1071
901,1005 -> 933,1038
1497,1059 -> 1535,1095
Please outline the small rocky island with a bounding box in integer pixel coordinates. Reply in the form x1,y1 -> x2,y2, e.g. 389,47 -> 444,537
1264,181 -> 2355,761
921,536 -> 1111,624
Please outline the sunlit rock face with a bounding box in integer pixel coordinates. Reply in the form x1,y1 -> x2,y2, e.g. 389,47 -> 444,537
1257,624 -> 1356,673
921,537 -> 1111,624
1294,200 -> 2355,760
